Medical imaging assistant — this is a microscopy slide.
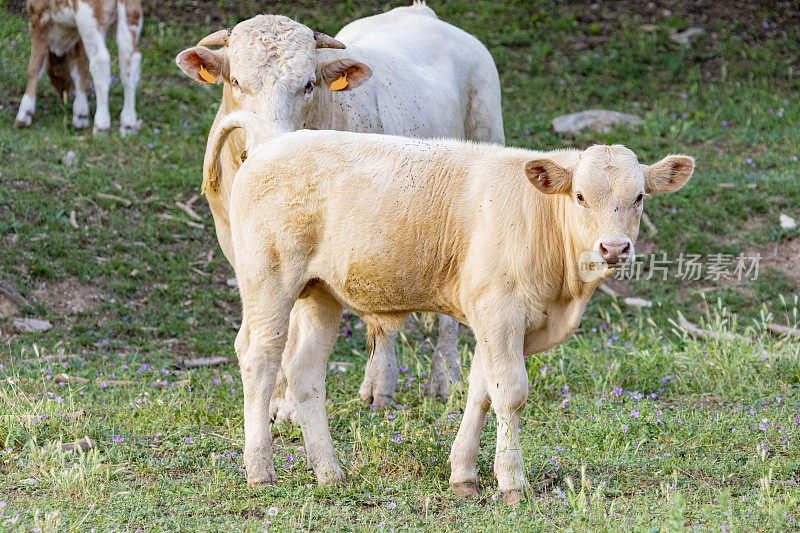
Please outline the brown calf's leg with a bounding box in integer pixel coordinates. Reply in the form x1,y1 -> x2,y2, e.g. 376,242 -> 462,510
67,42 -> 90,128
15,20 -> 49,127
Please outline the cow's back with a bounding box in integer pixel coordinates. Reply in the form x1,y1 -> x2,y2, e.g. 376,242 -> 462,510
329,5 -> 503,142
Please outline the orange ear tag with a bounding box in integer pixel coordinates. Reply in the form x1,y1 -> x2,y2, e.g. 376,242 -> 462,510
329,73 -> 348,91
199,64 -> 216,84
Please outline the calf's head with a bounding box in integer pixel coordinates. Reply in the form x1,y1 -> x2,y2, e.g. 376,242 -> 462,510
526,144 -> 693,272
176,15 -> 372,130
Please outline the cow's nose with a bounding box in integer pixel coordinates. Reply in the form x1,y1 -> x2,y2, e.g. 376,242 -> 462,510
598,240 -> 631,264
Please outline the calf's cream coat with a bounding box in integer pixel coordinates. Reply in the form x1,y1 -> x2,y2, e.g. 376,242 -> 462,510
176,3 -> 504,411
210,112 -> 695,502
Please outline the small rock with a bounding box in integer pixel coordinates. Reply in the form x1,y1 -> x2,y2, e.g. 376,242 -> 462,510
13,318 -> 53,333
780,214 -> 797,229
669,27 -> 706,45
226,277 -> 238,288
63,150 -> 77,167
552,109 -> 644,136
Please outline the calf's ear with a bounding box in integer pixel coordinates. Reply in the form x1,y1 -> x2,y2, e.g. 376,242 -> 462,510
525,159 -> 572,194
643,155 -> 694,193
176,47 -> 228,84
319,58 -> 372,91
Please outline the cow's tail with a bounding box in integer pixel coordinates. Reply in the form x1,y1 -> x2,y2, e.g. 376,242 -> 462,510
202,110 -> 281,194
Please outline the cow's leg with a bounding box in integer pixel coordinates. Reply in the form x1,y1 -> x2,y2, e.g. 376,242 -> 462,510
448,347 -> 489,496
424,314 -> 461,399
75,6 -> 111,133
283,285 -> 344,484
359,326 -> 397,406
269,367 -> 297,424
15,21 -> 48,128
116,0 -> 142,135
235,287 -> 296,488
67,42 -> 90,128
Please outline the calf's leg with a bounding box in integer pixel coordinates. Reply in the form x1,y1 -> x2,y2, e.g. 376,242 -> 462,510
424,314 -> 461,399
67,42 -> 90,129
448,347 -> 489,496
75,6 -> 111,133
283,285 -> 344,484
116,0 -> 142,135
15,21 -> 48,127
235,291 -> 295,487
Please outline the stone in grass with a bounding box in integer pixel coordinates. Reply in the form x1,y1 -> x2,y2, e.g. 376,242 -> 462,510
669,27 -> 706,45
779,213 -> 797,229
13,317 -> 53,333
551,110 -> 643,136
226,277 -> 238,288
63,150 -> 77,167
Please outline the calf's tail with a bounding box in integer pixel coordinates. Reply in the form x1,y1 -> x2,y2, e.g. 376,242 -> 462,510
202,110 -> 284,193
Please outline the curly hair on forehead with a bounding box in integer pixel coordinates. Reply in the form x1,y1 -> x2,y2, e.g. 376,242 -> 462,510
229,14 -> 316,70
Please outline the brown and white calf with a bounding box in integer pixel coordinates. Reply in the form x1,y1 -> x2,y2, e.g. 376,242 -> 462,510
176,4 -> 505,412
15,0 -> 142,135
207,111 -> 694,503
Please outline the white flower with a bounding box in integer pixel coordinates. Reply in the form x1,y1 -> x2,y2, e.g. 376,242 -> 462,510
267,507 -> 279,517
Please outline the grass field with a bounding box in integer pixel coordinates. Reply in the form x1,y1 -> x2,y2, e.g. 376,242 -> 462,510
1,0 -> 799,530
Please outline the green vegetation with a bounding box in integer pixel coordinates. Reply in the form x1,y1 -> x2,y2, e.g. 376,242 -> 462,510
1,1 -> 798,530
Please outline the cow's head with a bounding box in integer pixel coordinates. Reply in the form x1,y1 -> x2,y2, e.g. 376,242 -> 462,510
176,15 -> 372,130
525,145 -> 693,273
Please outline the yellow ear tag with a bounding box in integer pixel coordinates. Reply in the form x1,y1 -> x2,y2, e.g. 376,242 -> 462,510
199,64 -> 216,84
329,73 -> 348,91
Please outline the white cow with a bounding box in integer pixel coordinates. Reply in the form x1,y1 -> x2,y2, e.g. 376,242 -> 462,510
207,111 -> 694,503
15,0 -> 142,135
175,3 -> 505,413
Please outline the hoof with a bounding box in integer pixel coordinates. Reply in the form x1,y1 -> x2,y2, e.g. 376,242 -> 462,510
72,115 -> 90,129
423,379 -> 452,401
501,489 -> 525,506
451,482 -> 480,498
92,125 -> 109,136
358,382 -> 395,407
119,120 -> 140,137
269,397 -> 298,424
14,115 -> 32,128
317,467 -> 346,486
247,476 -> 277,489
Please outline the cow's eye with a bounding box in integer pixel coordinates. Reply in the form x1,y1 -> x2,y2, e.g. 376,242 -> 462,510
576,192 -> 589,207
230,78 -> 240,89
635,193 -> 644,204
304,81 -> 315,95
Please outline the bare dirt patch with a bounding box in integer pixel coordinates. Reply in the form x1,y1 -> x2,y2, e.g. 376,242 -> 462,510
31,278 -> 105,315
753,238 -> 800,281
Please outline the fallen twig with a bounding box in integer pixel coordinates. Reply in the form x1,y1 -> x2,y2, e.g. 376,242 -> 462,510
175,201 -> 202,221
176,356 -> 232,369
0,280 -> 31,308
159,213 -> 204,230
97,192 -> 132,207
55,373 -> 90,384
598,283 -> 618,298
766,323 -> 800,338
623,297 -> 653,308
69,210 -> 79,229
641,211 -> 658,235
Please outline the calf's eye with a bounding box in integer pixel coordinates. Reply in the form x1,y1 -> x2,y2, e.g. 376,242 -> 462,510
304,81 -> 315,94
635,193 -> 644,204
231,78 -> 240,88
576,192 -> 589,207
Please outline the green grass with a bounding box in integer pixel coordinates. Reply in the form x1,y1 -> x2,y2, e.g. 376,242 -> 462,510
1,0 -> 799,530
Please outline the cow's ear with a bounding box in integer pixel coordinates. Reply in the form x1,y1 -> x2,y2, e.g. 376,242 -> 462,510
176,47 -> 228,84
319,58 -> 372,91
525,159 -> 572,194
643,155 -> 694,193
